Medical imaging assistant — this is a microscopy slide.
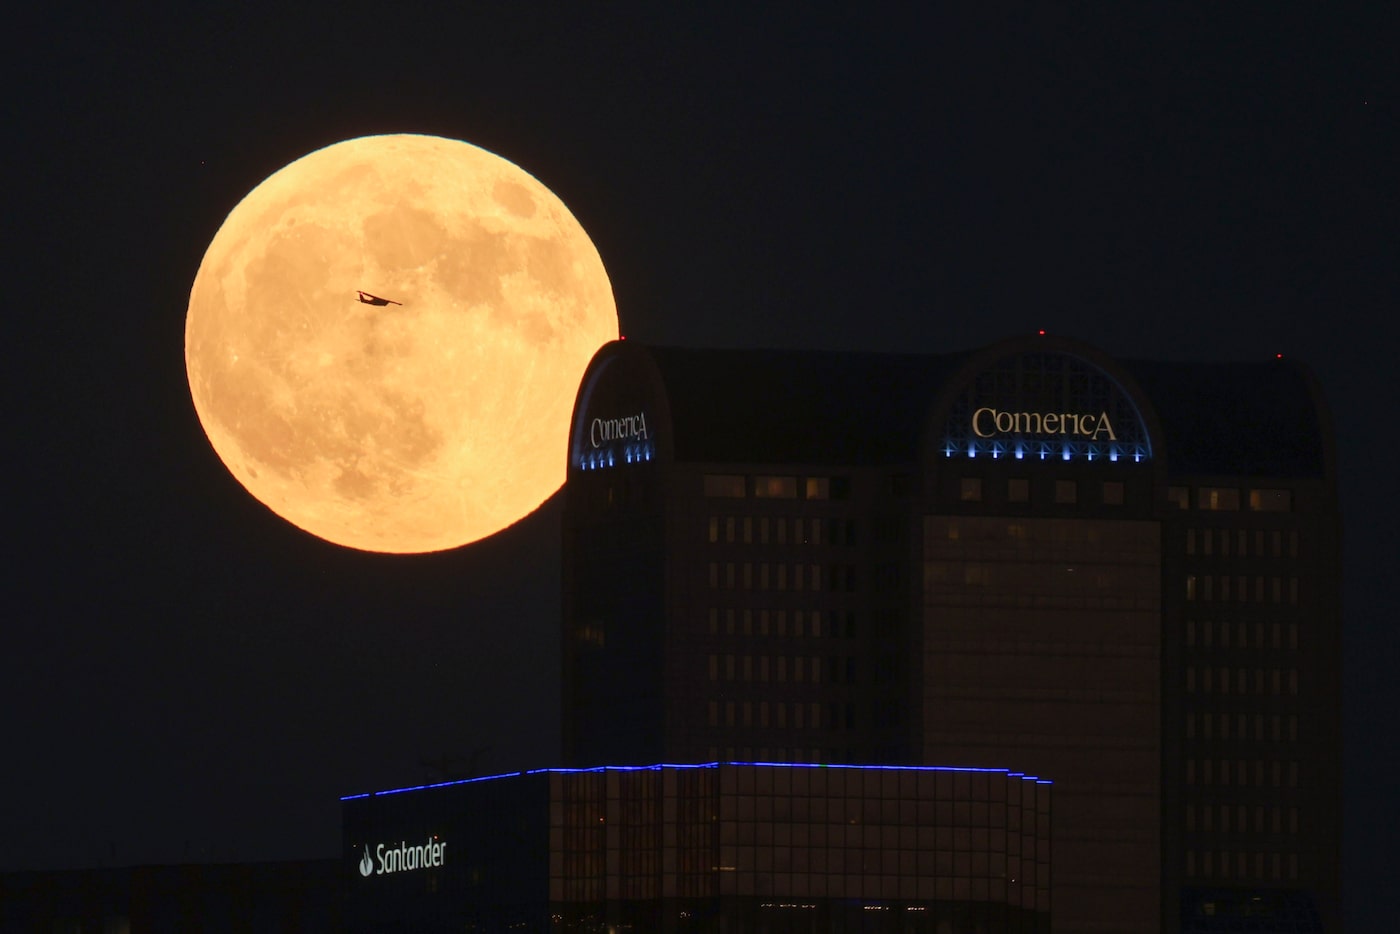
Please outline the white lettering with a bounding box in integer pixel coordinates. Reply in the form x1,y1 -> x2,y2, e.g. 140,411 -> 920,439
972,407 -> 996,437
968,409 -> 1116,440
590,412 -> 649,448
1094,412 -> 1117,441
366,838 -> 446,877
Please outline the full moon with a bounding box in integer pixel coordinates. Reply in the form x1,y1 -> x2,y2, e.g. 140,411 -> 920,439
185,134 -> 617,553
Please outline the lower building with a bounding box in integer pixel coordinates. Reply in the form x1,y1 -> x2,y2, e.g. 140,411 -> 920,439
342,762 -> 1052,932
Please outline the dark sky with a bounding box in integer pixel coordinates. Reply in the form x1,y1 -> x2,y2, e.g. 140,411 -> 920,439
10,4 -> 1395,925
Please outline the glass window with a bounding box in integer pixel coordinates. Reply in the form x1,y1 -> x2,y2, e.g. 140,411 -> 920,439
1168,486 -> 1190,510
1006,478 -> 1029,502
1249,489 -> 1292,512
959,478 -> 982,502
1198,487 -> 1240,510
804,477 -> 829,499
754,476 -> 798,498
1054,480 -> 1077,504
703,474 -> 746,497
1102,481 -> 1124,505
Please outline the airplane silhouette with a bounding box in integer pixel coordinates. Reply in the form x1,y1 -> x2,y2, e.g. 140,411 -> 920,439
357,290 -> 402,306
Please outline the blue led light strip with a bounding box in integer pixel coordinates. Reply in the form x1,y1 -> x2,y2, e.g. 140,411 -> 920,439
576,441 -> 656,471
943,438 -> 1148,463
341,760 -> 1050,800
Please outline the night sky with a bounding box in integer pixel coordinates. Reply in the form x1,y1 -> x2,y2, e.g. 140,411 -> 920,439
10,5 -> 1395,926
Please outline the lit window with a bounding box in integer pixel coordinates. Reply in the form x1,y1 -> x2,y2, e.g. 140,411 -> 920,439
1054,480 -> 1077,504
804,477 -> 829,500
754,476 -> 798,498
1198,487 -> 1240,510
1168,487 -> 1190,509
960,478 -> 982,502
703,474 -> 746,497
1248,489 -> 1292,512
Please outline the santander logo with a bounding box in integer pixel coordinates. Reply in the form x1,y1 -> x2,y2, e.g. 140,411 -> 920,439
356,837 -> 447,878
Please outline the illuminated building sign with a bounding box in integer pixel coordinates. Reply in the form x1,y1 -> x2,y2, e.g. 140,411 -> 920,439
972,408 -> 1117,441
577,410 -> 655,470
942,352 -> 1151,463
357,838 -> 446,878
590,412 -> 648,448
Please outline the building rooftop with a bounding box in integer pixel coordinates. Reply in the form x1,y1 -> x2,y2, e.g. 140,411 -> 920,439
638,343 -> 1329,477
342,760 -> 1051,801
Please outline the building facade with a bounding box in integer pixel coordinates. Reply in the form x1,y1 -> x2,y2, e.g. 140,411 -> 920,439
561,336 -> 1341,933
342,762 -> 1052,933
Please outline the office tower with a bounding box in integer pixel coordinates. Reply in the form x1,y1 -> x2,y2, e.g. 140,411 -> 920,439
562,335 -> 1340,932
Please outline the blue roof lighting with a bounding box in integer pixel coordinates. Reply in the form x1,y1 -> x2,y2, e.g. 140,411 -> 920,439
575,440 -> 656,472
341,761 -> 1050,800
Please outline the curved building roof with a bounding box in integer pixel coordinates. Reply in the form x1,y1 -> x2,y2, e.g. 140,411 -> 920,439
576,341 -> 1330,479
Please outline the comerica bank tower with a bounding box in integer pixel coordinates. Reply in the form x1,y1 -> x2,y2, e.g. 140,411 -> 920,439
562,335 -> 1341,932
